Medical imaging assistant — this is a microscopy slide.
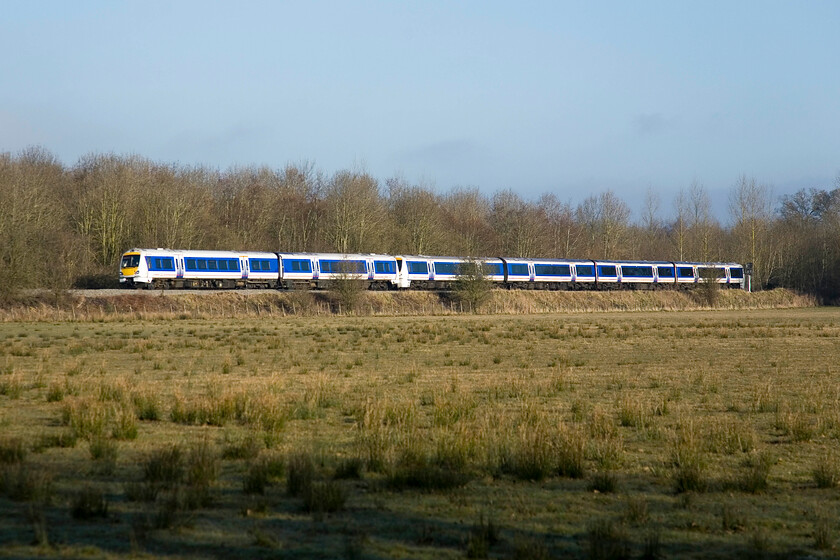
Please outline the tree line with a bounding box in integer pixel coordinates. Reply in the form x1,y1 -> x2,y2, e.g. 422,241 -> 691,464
1,147 -> 838,300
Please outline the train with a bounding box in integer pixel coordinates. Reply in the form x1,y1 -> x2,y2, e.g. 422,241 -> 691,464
119,248 -> 746,291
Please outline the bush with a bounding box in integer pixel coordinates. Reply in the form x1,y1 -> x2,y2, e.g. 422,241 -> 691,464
453,258 -> 492,313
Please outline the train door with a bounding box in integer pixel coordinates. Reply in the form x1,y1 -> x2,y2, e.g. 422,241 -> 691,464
241,257 -> 249,279
528,262 -> 535,282
175,256 -> 184,279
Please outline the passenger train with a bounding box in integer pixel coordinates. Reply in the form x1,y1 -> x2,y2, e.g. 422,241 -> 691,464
119,248 -> 746,290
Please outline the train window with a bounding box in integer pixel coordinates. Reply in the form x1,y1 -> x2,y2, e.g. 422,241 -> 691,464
534,264 -> 571,276
374,261 -> 395,274
197,259 -> 207,270
218,260 -> 228,271
508,263 -> 529,276
621,266 -> 653,278
286,259 -> 311,273
597,265 -> 617,277
122,254 -> 140,268
483,263 -> 503,276
229,259 -> 240,272
657,266 -> 675,278
208,260 -> 218,270
698,267 -> 724,278
730,267 -> 744,279
320,260 -> 366,274
434,262 -> 459,275
576,265 -> 594,277
677,267 -> 694,278
408,261 -> 428,274
148,257 -> 173,271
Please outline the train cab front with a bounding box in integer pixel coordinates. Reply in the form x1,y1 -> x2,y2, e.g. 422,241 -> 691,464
119,252 -> 141,287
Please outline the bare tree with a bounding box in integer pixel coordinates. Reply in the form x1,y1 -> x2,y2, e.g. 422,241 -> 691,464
386,177 -> 444,254
577,191 -> 630,259
0,147 -> 67,299
322,170 -> 385,253
537,193 -> 579,258
687,181 -> 718,262
671,189 -> 689,261
442,187 -> 492,256
730,175 -> 774,288
490,190 -> 545,257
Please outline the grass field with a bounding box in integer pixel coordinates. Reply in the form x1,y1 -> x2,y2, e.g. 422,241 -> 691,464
1,305 -> 839,558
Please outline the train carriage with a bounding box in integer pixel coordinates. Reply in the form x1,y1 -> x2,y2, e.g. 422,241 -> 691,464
120,248 -> 279,289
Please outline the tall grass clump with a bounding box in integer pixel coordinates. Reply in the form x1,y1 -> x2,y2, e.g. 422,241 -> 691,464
388,448 -> 471,491
356,400 -> 418,473
587,518 -> 630,560
286,452 -> 316,497
62,398 -> 109,440
617,397 -> 653,429
128,440 -> 217,510
71,486 -> 109,519
464,514 -> 500,559
111,404 -> 138,440
132,391 -> 161,421
812,451 -> 840,488
671,422 -> 708,493
499,422 -> 556,482
733,451 -> 773,494
0,464 -> 53,503
0,437 -> 26,464
814,516 -> 834,550
243,455 -> 283,495
555,427 -> 587,479
588,471 -> 619,493
705,418 -> 756,454
88,435 -> 118,474
301,480 -> 347,515
284,451 -> 346,515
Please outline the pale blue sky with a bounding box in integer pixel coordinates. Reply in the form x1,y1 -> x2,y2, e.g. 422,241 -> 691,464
2,1 -> 838,218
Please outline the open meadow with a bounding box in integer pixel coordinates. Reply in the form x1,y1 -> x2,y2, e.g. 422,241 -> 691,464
1,304 -> 839,559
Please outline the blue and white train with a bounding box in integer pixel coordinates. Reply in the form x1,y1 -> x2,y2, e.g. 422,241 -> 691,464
120,248 -> 746,290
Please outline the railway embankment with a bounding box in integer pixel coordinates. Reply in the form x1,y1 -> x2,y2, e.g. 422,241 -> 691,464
0,288 -> 817,321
